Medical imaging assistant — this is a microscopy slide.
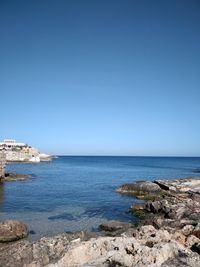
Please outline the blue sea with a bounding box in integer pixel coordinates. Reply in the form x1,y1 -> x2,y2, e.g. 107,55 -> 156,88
0,156 -> 199,240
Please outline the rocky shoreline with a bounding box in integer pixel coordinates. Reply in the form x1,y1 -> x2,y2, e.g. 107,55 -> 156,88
0,177 -> 200,266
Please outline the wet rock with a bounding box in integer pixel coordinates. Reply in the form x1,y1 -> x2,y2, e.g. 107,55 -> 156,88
131,203 -> 145,210
29,230 -> 36,235
99,221 -> 133,233
0,220 -> 28,242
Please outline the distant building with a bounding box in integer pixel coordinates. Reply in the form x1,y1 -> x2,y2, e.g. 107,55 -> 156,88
0,139 -> 52,162
0,139 -> 27,150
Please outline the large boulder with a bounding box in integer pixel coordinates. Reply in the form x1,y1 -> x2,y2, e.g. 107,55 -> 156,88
116,181 -> 161,195
0,220 -> 28,242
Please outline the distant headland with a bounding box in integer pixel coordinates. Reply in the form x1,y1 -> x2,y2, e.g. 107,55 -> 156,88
0,139 -> 53,163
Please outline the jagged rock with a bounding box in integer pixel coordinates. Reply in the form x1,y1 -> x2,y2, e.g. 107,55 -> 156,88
173,231 -> 186,246
0,220 -> 28,242
154,178 -> 200,194
1,225 -> 200,266
0,231 -> 97,267
145,201 -> 162,213
186,235 -> 200,248
133,225 -> 171,245
181,225 -> 195,236
46,231 -> 199,267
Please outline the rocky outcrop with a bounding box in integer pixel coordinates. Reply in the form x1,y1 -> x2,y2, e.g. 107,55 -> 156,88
0,220 -> 28,242
1,177 -> 200,266
0,231 -> 97,267
1,226 -> 199,267
46,225 -> 200,267
117,178 -> 200,257
117,177 -> 200,229
116,181 -> 161,195
154,178 -> 200,193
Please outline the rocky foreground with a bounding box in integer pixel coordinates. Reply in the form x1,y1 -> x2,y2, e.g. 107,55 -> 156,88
0,177 -> 200,267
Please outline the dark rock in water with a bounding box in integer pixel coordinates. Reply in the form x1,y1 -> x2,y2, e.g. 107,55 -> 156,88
48,213 -> 75,221
193,168 -> 200,173
29,230 -> 36,235
0,220 -> 28,242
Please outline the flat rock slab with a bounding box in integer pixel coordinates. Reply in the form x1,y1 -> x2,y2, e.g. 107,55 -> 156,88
0,220 -> 28,242
154,177 -> 200,193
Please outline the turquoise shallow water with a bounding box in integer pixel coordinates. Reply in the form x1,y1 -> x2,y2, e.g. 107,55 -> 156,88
0,156 -> 199,240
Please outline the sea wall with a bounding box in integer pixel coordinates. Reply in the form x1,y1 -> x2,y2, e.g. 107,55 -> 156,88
0,151 -> 6,178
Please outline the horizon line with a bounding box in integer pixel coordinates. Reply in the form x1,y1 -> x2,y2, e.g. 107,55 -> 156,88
55,155 -> 200,158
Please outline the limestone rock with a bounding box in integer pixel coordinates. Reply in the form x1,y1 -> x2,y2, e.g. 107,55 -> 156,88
186,235 -> 200,248
0,220 -> 28,242
181,225 -> 195,236
47,233 -> 195,267
154,178 -> 200,194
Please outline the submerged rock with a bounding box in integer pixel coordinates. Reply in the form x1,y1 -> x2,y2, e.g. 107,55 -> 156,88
99,221 -> 133,234
0,220 -> 28,242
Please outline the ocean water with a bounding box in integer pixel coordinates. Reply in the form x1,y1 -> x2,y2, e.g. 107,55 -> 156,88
0,156 -> 199,240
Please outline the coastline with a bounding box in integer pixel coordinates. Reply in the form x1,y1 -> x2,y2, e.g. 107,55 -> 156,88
0,176 -> 200,266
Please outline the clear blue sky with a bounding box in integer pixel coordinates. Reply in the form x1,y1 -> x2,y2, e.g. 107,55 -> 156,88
0,0 -> 200,156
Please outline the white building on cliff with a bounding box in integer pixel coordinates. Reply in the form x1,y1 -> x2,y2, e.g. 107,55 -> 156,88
0,139 -> 51,162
